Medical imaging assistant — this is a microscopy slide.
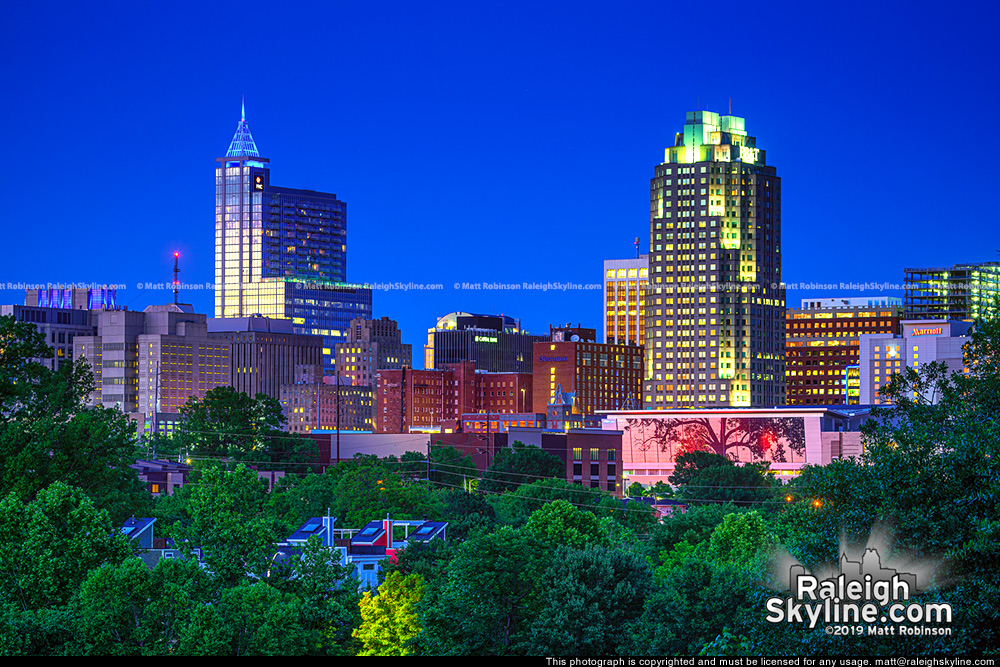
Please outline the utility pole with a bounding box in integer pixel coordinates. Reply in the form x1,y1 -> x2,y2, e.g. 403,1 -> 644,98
335,351 -> 341,465
149,359 -> 162,457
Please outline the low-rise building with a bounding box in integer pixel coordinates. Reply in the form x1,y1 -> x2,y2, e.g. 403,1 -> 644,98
281,366 -> 373,433
280,515 -> 447,590
785,300 -> 902,405
599,406 -> 872,487
858,320 -> 972,405
532,335 -> 642,415
334,317 -> 412,389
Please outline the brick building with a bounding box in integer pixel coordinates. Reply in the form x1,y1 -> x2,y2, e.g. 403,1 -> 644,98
375,362 -> 535,434
786,300 -> 902,405
532,340 -> 643,415
281,366 -> 373,433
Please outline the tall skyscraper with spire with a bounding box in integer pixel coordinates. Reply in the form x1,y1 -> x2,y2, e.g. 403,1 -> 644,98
643,111 -> 785,408
215,105 -> 372,373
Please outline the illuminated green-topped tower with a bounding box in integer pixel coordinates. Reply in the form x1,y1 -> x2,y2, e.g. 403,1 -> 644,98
643,111 -> 785,408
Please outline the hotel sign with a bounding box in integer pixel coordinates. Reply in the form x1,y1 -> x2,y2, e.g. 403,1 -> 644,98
539,356 -> 569,362
911,327 -> 943,337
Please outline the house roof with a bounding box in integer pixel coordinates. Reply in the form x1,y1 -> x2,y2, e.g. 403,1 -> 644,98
121,517 -> 156,540
287,516 -> 337,545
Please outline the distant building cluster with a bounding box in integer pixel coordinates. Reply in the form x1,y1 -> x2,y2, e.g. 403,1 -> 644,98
4,106 -> 998,495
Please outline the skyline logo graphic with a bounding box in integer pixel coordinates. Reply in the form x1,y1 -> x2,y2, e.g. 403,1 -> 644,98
766,546 -> 952,636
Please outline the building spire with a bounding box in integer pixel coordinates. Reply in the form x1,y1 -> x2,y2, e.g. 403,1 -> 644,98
241,95 -> 245,122
226,99 -> 260,158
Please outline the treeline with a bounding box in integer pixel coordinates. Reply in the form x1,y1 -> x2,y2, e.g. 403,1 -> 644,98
1,314 -> 998,655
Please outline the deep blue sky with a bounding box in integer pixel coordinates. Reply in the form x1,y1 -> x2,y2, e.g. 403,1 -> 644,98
3,1 -> 998,367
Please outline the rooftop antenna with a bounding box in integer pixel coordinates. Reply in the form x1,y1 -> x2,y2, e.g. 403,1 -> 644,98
172,252 -> 180,304
729,97 -> 732,115
635,236 -> 640,259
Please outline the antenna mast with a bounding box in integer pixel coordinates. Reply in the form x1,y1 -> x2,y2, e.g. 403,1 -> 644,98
173,252 -> 180,304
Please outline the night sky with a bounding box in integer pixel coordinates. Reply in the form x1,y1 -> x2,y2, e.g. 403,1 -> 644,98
3,1 -> 997,367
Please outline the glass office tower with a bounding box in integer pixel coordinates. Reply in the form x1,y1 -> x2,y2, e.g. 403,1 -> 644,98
215,108 -> 371,373
643,111 -> 785,408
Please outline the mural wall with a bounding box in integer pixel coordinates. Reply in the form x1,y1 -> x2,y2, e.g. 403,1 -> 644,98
617,416 -> 807,464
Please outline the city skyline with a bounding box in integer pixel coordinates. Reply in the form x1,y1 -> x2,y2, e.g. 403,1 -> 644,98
3,3 -> 999,368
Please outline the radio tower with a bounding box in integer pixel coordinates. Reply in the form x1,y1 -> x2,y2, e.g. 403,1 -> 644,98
173,252 -> 180,304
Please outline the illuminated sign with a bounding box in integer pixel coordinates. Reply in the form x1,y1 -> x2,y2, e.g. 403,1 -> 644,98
911,327 -> 943,337
253,174 -> 264,191
474,335 -> 498,343
739,146 -> 759,164
539,356 -> 568,362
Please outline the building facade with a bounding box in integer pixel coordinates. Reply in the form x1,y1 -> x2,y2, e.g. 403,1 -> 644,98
208,315 -> 323,401
375,363 -> 475,434
600,407 -> 871,486
26,286 -> 118,311
604,256 -> 649,346
375,361 -> 537,434
214,107 -> 371,374
532,340 -> 643,414
904,263 -> 1000,321
785,301 -> 902,405
858,320 -> 972,405
800,296 -> 901,310
643,111 -> 785,409
0,304 -> 96,371
282,368 -> 374,433
74,304 -> 231,418
334,316 -> 412,388
424,312 -> 546,373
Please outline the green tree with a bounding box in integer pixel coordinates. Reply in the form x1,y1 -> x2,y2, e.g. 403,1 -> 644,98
526,545 -> 652,656
648,481 -> 674,498
523,500 -> 609,549
177,386 -> 316,472
266,468 -> 341,536
644,503 -> 745,568
490,478 -> 606,527
437,489 -> 495,541
417,526 -> 547,655
332,459 -> 440,528
623,559 -> 759,656
177,582 -> 309,655
174,465 -> 278,587
268,536 -> 361,655
669,450 -> 732,487
71,556 -> 215,656
707,510 -> 776,569
353,571 -> 425,656
0,315 -> 60,419
426,443 -> 479,489
673,457 -> 777,507
480,441 -> 564,494
0,316 -> 148,523
0,482 -> 132,611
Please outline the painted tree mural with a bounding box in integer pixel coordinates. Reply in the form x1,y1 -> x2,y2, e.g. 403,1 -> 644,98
622,416 -> 805,463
